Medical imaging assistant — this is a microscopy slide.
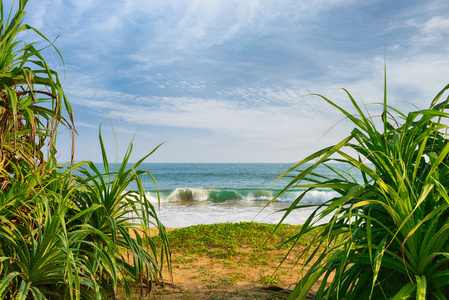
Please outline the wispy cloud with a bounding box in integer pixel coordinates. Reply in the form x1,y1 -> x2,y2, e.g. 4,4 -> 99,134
68,83 -> 348,141
14,0 -> 449,162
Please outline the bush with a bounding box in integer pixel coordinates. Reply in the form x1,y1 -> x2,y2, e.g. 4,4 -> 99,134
275,79 -> 449,299
0,1 -> 170,298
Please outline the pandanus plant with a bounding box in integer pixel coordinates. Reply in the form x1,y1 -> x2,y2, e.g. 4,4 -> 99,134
0,0 -> 75,191
0,1 -> 171,298
68,128 -> 171,298
275,78 -> 449,299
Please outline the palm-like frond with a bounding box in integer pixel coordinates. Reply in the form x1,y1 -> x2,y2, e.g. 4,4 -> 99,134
66,127 -> 171,298
0,0 -> 75,191
275,83 -> 449,299
0,1 -> 170,298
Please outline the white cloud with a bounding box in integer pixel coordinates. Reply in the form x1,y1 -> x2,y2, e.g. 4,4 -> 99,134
68,84 -> 351,149
387,55 -> 449,104
388,45 -> 400,51
74,122 -> 99,129
93,15 -> 123,32
16,0 -> 449,163
420,16 -> 449,42
128,0 -> 261,67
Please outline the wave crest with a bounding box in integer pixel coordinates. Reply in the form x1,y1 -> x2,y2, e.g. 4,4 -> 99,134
144,187 -> 337,204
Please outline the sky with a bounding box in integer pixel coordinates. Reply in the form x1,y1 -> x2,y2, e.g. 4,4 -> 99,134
10,0 -> 449,163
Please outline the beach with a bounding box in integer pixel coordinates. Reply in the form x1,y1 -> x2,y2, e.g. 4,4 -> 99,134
119,163 -> 344,298
4,1 -> 449,297
121,222 -> 323,299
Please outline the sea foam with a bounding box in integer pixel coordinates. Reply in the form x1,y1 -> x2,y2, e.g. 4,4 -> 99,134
144,187 -> 336,204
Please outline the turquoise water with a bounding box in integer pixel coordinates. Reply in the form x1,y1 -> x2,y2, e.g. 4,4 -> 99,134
131,163 -> 348,202
94,163 -> 362,227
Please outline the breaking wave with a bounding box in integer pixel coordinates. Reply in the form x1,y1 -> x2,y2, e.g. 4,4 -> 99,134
144,187 -> 338,203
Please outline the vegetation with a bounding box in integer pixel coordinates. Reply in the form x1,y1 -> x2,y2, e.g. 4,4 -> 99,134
6,0 -> 449,299
0,0 -> 73,190
165,222 -> 305,261
0,1 -> 169,299
273,74 -> 449,299
145,222 -> 315,300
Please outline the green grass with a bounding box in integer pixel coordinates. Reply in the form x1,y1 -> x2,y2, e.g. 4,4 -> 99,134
164,222 -> 311,266
258,274 -> 281,285
146,221 -> 322,299
167,222 -> 303,250
140,222 -> 319,298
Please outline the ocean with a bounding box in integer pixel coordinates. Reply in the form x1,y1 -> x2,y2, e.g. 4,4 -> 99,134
106,162 -> 358,228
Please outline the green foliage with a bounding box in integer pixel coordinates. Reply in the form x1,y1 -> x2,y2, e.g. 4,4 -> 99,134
66,128 -> 171,297
274,80 -> 449,299
0,145 -> 171,299
167,222 -> 296,253
0,0 -> 74,190
166,222 -> 305,266
258,274 -> 281,285
0,1 -> 170,299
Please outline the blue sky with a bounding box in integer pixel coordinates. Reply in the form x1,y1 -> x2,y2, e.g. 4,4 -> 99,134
13,0 -> 449,162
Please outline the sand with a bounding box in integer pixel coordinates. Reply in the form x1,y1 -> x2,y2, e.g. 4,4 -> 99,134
122,227 -> 325,299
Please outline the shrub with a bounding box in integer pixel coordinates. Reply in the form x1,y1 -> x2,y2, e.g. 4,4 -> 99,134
0,0 -> 74,191
0,1 -> 170,298
274,79 -> 449,299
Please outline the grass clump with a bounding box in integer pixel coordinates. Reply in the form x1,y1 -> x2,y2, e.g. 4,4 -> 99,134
274,76 -> 449,299
166,222 -> 304,263
258,274 -> 281,286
